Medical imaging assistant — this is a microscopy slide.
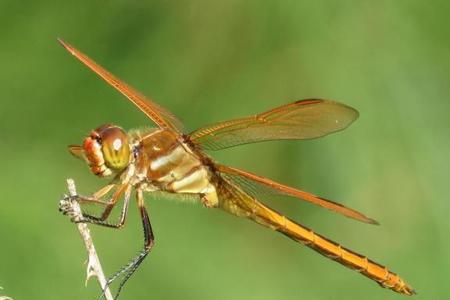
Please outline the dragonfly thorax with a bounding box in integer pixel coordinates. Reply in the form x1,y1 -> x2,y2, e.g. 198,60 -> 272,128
132,129 -> 218,206
82,124 -> 131,177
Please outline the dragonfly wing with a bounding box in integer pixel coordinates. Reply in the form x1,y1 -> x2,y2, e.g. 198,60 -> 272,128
189,99 -> 358,150
216,176 -> 415,296
216,164 -> 378,224
58,39 -> 183,133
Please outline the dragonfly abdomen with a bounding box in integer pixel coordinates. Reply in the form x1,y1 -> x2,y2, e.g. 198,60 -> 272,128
217,179 -> 415,296
262,207 -> 415,295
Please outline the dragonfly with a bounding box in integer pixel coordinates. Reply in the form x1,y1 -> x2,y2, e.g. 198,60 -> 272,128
58,39 -> 415,299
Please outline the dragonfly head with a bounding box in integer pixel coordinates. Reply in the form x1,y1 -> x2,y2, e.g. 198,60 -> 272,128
69,124 -> 131,177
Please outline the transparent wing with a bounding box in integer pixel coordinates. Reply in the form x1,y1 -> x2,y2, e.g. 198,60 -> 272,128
216,164 -> 377,224
58,39 -> 183,133
189,99 -> 358,150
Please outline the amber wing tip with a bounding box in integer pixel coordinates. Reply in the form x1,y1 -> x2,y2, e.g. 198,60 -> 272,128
57,38 -> 76,55
57,37 -> 66,46
367,217 -> 380,225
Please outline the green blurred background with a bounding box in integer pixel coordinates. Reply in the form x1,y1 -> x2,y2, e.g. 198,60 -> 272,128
0,1 -> 448,299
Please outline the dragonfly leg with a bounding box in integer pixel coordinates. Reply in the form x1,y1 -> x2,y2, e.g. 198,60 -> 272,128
98,188 -> 154,300
61,184 -> 131,229
81,183 -> 116,203
63,183 -> 115,209
80,185 -> 132,229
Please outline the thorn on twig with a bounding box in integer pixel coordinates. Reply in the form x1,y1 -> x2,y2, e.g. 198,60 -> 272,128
60,178 -> 114,300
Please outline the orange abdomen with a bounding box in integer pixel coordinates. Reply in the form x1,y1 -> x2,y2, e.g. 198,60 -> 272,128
217,180 -> 415,296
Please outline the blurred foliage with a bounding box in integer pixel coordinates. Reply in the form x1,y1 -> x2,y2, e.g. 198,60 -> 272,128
0,1 -> 448,299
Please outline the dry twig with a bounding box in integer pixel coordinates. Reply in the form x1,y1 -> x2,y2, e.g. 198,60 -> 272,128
60,178 -> 114,300
0,287 -> 12,300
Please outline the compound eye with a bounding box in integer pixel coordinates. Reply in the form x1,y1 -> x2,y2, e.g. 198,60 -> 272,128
90,131 -> 101,142
98,126 -> 131,170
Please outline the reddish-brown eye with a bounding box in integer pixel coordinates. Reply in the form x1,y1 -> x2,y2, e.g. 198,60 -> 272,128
96,125 -> 131,171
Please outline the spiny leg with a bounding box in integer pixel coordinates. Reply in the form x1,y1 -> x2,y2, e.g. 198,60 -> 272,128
61,183 -> 116,217
60,183 -> 115,215
79,184 -> 127,220
74,183 -> 116,206
80,184 -> 132,229
99,189 -> 154,300
62,184 -> 131,229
